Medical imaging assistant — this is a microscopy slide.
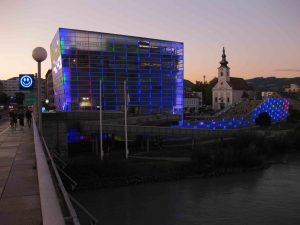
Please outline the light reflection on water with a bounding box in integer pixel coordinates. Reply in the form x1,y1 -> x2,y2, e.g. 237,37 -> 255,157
74,158 -> 300,225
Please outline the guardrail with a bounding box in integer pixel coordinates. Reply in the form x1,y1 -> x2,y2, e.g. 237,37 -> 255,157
33,118 -> 98,225
81,122 -> 242,138
33,118 -> 67,225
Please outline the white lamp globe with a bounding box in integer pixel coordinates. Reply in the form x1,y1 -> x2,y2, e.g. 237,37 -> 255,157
32,47 -> 47,62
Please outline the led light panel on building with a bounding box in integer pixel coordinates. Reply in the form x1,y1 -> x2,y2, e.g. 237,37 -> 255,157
50,28 -> 184,113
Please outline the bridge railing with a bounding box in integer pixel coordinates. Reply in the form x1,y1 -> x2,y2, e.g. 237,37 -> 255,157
81,122 -> 245,138
33,118 -> 98,225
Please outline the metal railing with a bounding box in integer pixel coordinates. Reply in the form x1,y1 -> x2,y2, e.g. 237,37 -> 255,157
51,150 -> 68,168
69,195 -> 99,225
39,134 -> 81,225
33,117 -> 99,225
33,118 -> 67,225
55,165 -> 78,191
40,135 -> 99,225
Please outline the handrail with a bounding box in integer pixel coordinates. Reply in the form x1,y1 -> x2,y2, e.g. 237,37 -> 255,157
55,165 -> 78,191
33,119 -> 66,225
40,130 -> 99,225
51,150 -> 68,168
69,195 -> 99,225
40,135 -> 81,225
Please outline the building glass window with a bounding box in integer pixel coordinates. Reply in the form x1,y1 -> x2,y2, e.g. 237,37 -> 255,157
50,28 -> 184,114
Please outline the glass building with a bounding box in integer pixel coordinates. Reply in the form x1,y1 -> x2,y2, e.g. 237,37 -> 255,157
50,28 -> 184,114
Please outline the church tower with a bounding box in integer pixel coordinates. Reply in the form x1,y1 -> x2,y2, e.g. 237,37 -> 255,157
218,47 -> 230,82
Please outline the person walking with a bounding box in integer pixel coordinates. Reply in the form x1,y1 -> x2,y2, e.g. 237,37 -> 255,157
25,108 -> 32,128
9,110 -> 14,128
12,111 -> 18,130
18,110 -> 25,131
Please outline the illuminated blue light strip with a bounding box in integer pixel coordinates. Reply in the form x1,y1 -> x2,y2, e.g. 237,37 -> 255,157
180,98 -> 289,130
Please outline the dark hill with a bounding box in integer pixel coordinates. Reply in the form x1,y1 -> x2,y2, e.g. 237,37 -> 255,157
184,77 -> 300,92
246,77 -> 300,91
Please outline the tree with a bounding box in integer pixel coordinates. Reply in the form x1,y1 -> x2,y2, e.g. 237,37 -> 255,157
15,92 -> 25,105
287,109 -> 300,122
0,93 -> 9,105
192,77 -> 218,105
255,112 -> 271,126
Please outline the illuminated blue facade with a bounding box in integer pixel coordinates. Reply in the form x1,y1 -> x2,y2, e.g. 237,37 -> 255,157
180,98 -> 289,129
50,28 -> 184,113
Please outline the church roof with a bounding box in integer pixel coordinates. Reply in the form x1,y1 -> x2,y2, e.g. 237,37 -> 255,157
220,47 -> 229,68
228,77 -> 253,90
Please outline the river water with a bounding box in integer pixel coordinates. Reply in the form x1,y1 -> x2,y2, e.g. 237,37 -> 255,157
74,156 -> 300,225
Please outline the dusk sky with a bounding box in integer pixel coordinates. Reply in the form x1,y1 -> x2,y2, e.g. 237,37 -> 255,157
0,0 -> 299,82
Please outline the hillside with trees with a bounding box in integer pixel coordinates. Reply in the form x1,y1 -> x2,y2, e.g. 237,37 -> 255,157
246,77 -> 300,91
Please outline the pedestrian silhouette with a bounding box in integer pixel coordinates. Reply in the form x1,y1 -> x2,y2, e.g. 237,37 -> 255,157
18,110 -> 25,131
25,108 -> 32,128
12,111 -> 18,130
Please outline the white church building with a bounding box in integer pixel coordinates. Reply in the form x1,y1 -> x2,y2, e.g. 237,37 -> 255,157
212,48 -> 253,111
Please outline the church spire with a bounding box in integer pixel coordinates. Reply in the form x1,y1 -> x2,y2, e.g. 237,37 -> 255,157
220,47 -> 228,67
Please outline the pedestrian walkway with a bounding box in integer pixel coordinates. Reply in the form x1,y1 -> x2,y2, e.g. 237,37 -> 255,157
0,121 -> 42,225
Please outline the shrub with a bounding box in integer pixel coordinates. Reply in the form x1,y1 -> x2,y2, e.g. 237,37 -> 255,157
287,109 -> 300,122
191,146 -> 213,170
191,135 -> 265,171
286,128 -> 300,151
236,144 -> 264,168
262,135 -> 291,155
231,132 -> 264,150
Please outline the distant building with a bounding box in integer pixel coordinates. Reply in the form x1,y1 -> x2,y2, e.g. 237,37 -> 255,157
184,91 -> 202,113
41,78 -> 46,101
45,69 -> 54,106
1,77 -> 20,97
0,81 -> 3,93
261,91 -> 277,99
212,48 -> 253,111
285,84 -> 300,93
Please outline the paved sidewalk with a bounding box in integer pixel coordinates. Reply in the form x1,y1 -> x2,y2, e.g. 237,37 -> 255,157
0,121 -> 42,225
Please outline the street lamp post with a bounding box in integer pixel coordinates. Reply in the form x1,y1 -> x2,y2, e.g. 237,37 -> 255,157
32,47 -> 47,134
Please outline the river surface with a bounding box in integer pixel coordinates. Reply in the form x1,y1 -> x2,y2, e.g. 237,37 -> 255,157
74,156 -> 300,225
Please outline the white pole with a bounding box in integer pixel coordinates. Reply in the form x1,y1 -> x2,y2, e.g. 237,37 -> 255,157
32,47 -> 47,134
34,73 -> 38,122
99,80 -> 103,160
38,62 -> 42,135
124,80 -> 129,159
